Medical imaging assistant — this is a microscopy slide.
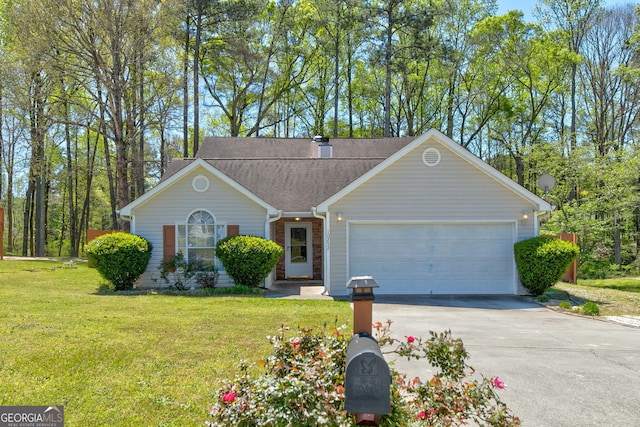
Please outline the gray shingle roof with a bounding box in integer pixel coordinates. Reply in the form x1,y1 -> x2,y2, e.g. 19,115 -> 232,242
196,137 -> 414,159
163,137 -> 415,212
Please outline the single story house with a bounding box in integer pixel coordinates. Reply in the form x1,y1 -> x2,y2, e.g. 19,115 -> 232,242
119,129 -> 551,296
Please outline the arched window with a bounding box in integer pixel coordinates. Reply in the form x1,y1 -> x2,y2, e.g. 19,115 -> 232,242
186,210 -> 215,270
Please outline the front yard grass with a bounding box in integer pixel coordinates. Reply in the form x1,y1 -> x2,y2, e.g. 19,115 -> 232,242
0,259 -> 352,426
550,277 -> 640,316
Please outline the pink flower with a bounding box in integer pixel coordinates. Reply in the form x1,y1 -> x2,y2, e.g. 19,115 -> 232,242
417,411 -> 426,420
491,376 -> 506,389
407,336 -> 415,343
222,391 -> 237,403
291,340 -> 300,347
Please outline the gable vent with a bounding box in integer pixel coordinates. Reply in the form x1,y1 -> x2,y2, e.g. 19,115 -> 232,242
422,147 -> 441,167
192,175 -> 210,192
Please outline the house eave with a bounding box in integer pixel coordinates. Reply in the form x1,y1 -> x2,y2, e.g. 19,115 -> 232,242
281,211 -> 314,218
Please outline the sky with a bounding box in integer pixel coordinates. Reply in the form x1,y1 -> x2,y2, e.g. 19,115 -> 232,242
497,0 -> 636,22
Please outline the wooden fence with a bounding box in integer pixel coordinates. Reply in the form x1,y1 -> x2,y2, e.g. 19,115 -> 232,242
557,233 -> 578,284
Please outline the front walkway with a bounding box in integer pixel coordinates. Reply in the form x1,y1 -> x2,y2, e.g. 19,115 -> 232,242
266,281 -> 332,299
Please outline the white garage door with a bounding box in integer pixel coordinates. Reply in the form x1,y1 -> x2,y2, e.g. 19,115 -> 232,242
349,223 -> 515,294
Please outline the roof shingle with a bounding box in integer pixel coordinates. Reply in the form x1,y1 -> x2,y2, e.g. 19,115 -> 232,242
163,137 -> 415,212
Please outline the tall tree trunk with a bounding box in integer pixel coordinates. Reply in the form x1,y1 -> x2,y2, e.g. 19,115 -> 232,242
62,85 -> 77,256
333,35 -> 340,138
98,82 -> 118,230
22,181 -> 34,256
570,62 -> 577,151
347,37 -> 354,138
383,6 -> 393,137
136,53 -> 146,197
78,125 -> 99,249
613,217 -> 621,265
183,17 -> 190,157
193,13 -> 202,155
29,75 -> 47,257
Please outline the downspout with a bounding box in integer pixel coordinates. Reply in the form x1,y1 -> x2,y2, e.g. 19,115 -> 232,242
264,210 -> 283,289
312,207 -> 329,295
117,211 -> 135,234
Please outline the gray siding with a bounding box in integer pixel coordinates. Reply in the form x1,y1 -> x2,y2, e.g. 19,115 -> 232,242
327,136 -> 539,295
131,167 -> 268,287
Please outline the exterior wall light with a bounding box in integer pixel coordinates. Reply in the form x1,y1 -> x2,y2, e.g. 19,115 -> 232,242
336,212 -> 344,222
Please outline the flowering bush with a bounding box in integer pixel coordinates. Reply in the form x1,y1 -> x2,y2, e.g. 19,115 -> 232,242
207,321 -> 520,426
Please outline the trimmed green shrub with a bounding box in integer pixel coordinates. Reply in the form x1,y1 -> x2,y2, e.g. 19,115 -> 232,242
558,301 -> 572,310
85,232 -> 152,290
514,237 -> 579,296
581,301 -> 600,316
215,235 -> 283,287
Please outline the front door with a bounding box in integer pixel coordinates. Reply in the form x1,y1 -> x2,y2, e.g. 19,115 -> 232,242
285,222 -> 313,278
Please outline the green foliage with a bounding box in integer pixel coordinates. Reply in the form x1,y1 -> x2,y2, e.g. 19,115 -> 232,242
581,302 -> 600,316
158,251 -> 218,290
84,232 -> 152,290
207,321 -> 520,426
537,294 -> 550,302
514,237 -> 579,296
558,301 -> 572,310
215,235 -> 283,287
577,277 -> 640,293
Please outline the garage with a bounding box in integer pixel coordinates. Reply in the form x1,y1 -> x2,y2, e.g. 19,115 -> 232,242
348,222 -> 516,294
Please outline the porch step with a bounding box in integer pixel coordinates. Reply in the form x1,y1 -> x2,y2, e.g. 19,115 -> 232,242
267,281 -> 330,299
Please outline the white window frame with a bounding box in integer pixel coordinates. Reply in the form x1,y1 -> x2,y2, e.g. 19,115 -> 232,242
176,209 -> 227,271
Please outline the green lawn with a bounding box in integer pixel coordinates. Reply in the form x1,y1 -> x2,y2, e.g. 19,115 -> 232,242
577,277 -> 640,293
551,277 -> 640,316
0,260 -> 352,426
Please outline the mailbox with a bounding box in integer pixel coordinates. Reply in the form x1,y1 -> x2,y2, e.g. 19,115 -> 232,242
344,333 -> 391,417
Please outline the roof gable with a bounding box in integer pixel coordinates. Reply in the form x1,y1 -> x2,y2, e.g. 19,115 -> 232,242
315,129 -> 551,212
118,158 -> 278,217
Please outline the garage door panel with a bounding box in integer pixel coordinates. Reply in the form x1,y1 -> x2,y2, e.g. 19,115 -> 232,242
349,223 -> 515,295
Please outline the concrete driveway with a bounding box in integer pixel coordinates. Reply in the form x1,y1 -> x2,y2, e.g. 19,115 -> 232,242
372,296 -> 640,427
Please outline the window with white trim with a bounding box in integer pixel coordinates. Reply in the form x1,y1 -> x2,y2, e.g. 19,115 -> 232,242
177,210 -> 226,270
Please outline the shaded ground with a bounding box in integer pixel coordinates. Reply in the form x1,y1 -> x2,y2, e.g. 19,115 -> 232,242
545,281 -> 640,317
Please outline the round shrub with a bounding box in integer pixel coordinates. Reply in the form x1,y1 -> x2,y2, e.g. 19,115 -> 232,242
215,235 -> 283,287
537,294 -> 550,303
581,301 -> 600,316
558,301 -> 572,310
514,237 -> 579,296
85,232 -> 152,290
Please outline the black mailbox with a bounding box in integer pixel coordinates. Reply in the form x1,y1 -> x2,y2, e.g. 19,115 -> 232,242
344,333 -> 391,415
